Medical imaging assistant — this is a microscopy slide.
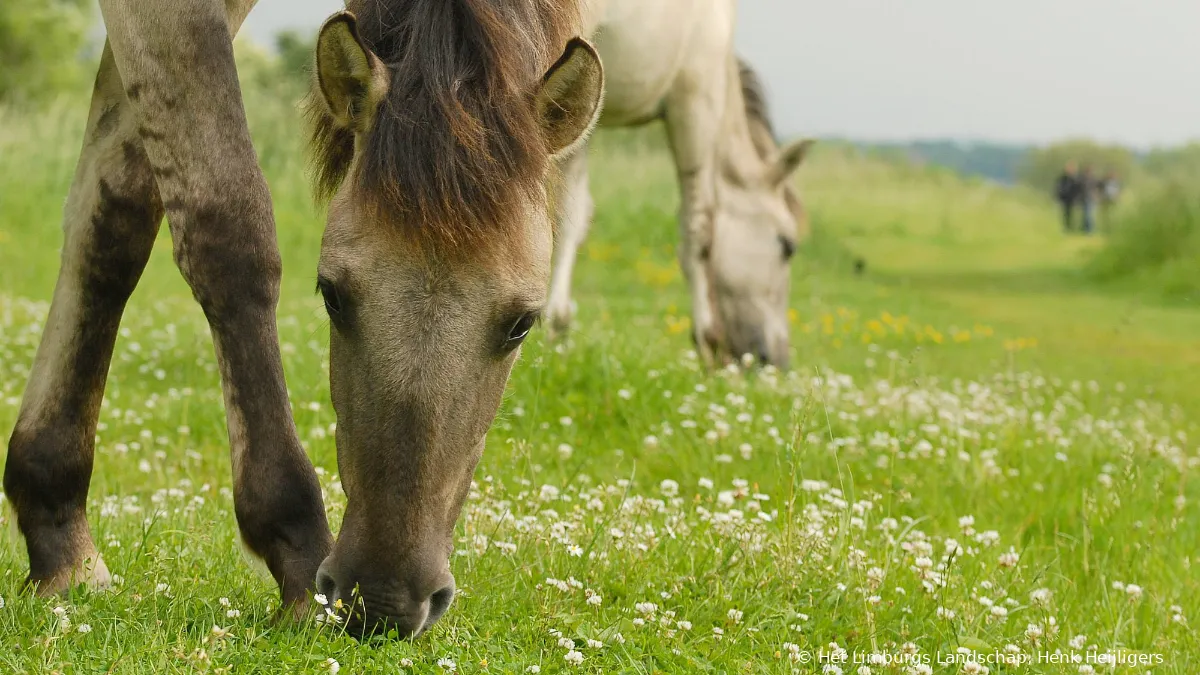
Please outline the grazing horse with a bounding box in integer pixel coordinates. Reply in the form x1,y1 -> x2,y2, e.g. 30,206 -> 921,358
546,0 -> 814,368
3,0 -> 603,637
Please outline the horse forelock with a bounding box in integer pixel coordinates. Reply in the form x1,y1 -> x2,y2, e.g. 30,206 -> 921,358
308,0 -> 580,246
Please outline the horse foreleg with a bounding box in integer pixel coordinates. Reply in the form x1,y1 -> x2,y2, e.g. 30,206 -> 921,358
664,79 -> 726,366
4,45 -> 162,596
98,0 -> 333,610
546,149 -> 594,336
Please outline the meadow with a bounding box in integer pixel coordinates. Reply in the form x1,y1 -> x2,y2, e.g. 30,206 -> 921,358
1,57 -> 1199,673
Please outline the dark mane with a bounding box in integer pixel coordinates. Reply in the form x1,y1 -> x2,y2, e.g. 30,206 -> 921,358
308,0 -> 577,243
736,57 -> 809,236
736,57 -> 777,161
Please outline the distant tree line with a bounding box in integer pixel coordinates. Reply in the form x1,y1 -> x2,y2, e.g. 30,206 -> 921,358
854,140 -> 1028,185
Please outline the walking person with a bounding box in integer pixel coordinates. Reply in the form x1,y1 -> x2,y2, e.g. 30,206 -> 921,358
1079,165 -> 1098,235
1055,161 -> 1081,232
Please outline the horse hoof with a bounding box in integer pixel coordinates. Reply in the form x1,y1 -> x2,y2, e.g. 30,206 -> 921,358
29,553 -> 112,597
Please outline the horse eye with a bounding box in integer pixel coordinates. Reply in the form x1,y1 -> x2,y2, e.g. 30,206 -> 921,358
317,279 -> 343,317
505,312 -> 538,348
779,235 -> 796,261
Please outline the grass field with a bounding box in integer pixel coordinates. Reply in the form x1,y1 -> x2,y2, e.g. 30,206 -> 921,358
1,85 -> 1199,674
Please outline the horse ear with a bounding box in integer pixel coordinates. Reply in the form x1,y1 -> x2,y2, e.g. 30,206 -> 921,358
536,38 -> 604,157
315,11 -> 389,133
766,138 -> 815,187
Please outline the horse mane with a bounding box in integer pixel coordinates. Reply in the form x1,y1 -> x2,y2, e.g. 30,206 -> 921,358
735,57 -> 809,236
307,0 -> 578,244
736,57 -> 777,161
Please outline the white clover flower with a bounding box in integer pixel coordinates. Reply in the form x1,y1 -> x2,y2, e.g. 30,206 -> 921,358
437,657 -> 457,671
1125,584 -> 1143,601
558,637 -> 575,649
325,658 -> 340,674
634,602 -> 658,616
586,639 -> 603,649
76,623 -> 92,634
400,658 -> 414,667
557,443 -> 573,459
698,477 -> 714,489
564,650 -> 584,665
1029,588 -> 1052,606
727,608 -> 743,623
526,667 -> 541,674
226,609 -> 241,618
659,479 -> 679,497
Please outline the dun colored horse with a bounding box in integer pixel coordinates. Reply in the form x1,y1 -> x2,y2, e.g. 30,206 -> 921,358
4,0 -> 602,637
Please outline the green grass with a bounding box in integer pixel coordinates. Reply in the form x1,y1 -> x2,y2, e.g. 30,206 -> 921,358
1,89 -> 1198,674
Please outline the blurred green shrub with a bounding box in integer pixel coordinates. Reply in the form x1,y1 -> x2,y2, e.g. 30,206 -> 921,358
0,0 -> 95,103
1088,180 -> 1200,300
1019,140 -> 1136,192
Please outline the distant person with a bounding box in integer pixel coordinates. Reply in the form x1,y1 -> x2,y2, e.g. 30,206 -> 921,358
1079,165 -> 1098,234
1054,161 -> 1081,232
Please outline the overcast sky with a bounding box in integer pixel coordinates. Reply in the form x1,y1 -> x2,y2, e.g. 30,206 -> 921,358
237,1 -> 1200,148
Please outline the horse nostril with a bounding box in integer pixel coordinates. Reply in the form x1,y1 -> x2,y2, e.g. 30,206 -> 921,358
425,582 -> 456,628
315,565 -> 338,603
